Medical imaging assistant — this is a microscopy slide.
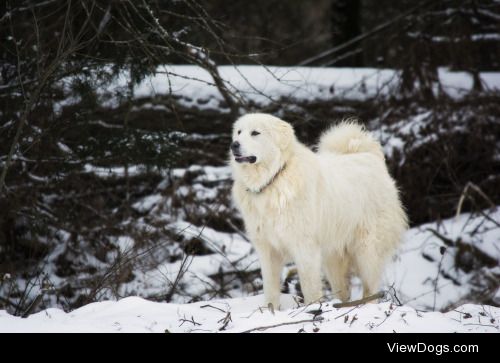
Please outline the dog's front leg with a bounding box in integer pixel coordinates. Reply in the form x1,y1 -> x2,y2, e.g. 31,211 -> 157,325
255,244 -> 283,309
295,250 -> 323,305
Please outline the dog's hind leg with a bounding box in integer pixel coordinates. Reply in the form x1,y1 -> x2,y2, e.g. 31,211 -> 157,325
323,253 -> 350,302
255,244 -> 284,309
354,234 -> 385,300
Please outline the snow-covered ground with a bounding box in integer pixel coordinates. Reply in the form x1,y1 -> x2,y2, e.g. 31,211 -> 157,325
133,66 -> 399,107
386,207 -> 500,311
1,294 -> 498,333
1,200 -> 498,332
65,65 -> 500,111
133,66 -> 500,106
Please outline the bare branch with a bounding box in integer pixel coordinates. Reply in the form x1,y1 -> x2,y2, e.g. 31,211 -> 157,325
332,292 -> 385,308
241,316 -> 324,333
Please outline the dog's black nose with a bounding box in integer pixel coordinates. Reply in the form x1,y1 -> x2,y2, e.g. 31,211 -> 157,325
230,141 -> 240,152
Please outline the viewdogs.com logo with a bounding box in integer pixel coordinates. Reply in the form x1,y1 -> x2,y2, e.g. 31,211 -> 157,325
387,343 -> 478,355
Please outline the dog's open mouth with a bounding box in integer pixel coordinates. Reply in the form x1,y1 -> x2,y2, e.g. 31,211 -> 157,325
234,155 -> 257,164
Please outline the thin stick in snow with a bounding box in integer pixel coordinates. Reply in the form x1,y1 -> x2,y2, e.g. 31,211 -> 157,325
332,291 -> 385,308
241,316 -> 324,333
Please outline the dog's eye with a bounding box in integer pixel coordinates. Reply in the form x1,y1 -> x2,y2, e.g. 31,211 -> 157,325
237,130 -> 241,135
251,131 -> 260,136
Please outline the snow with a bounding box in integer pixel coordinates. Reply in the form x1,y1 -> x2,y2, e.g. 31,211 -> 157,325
89,65 -> 500,110
170,165 -> 232,182
116,236 -> 135,254
385,207 -> 500,311
374,110 -> 434,159
0,295 -> 498,333
115,221 -> 258,303
172,222 -> 253,261
83,164 -> 169,178
132,194 -> 164,213
134,66 -> 398,105
1,205 -> 498,332
373,106 -> 486,160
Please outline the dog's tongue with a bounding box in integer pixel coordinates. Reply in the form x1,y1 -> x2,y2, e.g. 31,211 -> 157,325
235,156 -> 257,164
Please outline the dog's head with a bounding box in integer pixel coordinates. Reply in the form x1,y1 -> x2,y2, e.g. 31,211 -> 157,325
230,113 -> 295,167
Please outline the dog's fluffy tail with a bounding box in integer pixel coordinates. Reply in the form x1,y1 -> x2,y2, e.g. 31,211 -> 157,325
318,121 -> 385,159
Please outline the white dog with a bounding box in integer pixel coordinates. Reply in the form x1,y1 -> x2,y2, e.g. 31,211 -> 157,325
230,113 -> 407,308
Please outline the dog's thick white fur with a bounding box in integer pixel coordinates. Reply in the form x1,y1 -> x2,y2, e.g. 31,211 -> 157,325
230,113 -> 407,308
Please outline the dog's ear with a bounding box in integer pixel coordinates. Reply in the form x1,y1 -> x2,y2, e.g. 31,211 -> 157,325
271,119 -> 295,151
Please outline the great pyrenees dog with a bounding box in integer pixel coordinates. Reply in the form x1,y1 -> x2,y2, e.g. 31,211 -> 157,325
230,113 -> 407,308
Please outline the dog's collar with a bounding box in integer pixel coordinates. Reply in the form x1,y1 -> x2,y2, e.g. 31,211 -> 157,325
246,162 -> 287,194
